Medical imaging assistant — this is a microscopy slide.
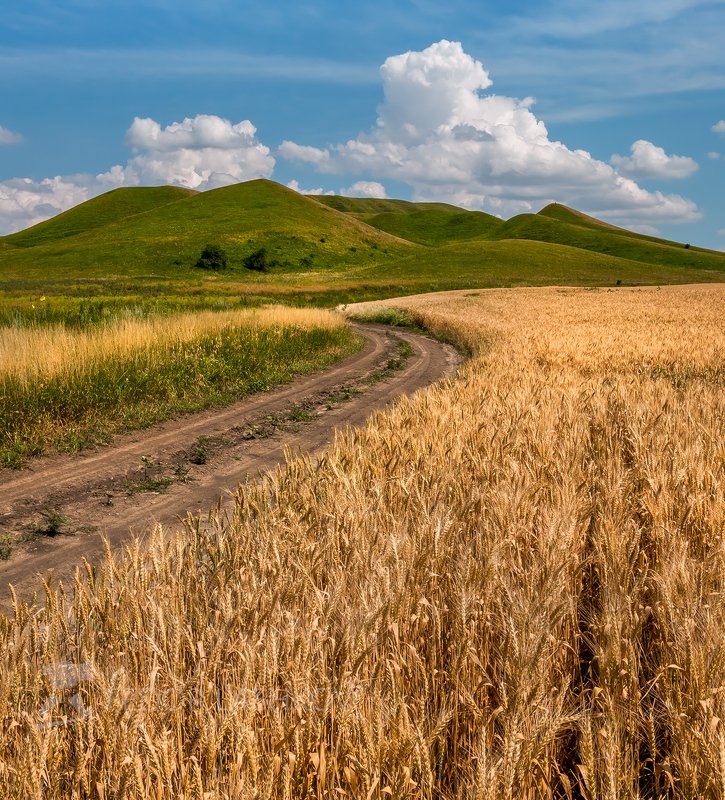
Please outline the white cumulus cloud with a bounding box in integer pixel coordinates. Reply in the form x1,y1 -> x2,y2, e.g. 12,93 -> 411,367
286,179 -> 334,196
0,125 -> 22,145
123,114 -> 275,189
279,141 -> 330,166
343,181 -> 388,199
610,140 -> 698,179
279,39 -> 701,228
0,114 -> 275,234
713,120 -> 725,133
707,151 -> 721,159
0,176 -> 90,233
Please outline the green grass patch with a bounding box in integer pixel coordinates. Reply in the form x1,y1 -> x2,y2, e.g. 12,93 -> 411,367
348,307 -> 420,329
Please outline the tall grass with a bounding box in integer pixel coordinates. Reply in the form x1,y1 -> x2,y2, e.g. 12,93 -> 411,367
0,306 -> 358,466
0,285 -> 722,798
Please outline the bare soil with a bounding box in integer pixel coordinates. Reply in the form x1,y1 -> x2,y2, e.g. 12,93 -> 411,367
0,324 -> 460,608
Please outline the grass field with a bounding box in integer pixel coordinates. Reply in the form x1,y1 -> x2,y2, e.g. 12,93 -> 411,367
1,284 -> 722,797
0,306 -> 360,467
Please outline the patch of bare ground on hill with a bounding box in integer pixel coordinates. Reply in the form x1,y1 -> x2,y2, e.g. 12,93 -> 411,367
0,323 -> 460,607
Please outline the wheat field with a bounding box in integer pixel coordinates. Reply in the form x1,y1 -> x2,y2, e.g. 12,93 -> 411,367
0,285 -> 723,798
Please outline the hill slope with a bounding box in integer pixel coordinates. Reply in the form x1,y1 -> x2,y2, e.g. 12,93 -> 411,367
5,186 -> 197,248
314,196 -> 460,216
0,181 -> 413,280
491,212 -> 725,273
538,203 -> 723,255
315,195 -> 503,245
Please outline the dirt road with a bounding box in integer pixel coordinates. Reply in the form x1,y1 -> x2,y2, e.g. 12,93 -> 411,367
0,324 -> 460,608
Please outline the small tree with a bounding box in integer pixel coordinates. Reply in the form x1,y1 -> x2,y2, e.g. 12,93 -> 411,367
243,247 -> 268,272
195,243 -> 228,270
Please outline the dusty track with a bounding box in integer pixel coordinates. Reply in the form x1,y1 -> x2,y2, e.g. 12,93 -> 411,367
0,324 -> 460,608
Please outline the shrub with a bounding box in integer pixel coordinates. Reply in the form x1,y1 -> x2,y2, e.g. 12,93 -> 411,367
243,247 -> 268,272
195,243 -> 228,271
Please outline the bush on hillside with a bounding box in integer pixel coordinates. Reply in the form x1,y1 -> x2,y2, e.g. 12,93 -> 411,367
243,247 -> 268,272
195,243 -> 228,271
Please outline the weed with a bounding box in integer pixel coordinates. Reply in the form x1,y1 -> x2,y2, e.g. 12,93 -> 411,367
189,442 -> 208,465
174,464 -> 191,482
31,510 -> 68,537
126,476 -> 174,494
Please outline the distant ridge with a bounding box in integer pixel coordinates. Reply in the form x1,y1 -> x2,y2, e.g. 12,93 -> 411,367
490,209 -> 725,273
315,196 -> 503,246
538,203 -> 724,255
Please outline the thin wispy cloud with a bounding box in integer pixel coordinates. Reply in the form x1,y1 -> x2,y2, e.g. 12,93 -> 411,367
508,0 -> 721,38
0,125 -> 22,145
0,47 -> 377,84
473,1 -> 725,122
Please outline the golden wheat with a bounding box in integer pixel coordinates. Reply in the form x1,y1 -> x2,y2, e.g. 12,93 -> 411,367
0,284 -> 722,798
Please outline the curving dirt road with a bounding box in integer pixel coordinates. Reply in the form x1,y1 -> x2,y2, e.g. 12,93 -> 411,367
0,324 -> 460,608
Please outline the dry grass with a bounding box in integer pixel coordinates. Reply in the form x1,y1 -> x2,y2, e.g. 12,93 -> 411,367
0,306 -> 345,384
0,306 -> 356,466
0,285 -> 723,798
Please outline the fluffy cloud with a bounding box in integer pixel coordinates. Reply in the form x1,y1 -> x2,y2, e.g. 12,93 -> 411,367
287,179 -> 386,199
286,179 -> 334,196
279,142 -> 330,166
0,176 -> 90,232
123,115 -> 274,189
707,151 -> 721,159
0,125 -> 22,145
713,120 -> 725,133
0,114 -> 274,233
279,40 -> 701,227
344,181 -> 388,199
610,140 -> 698,179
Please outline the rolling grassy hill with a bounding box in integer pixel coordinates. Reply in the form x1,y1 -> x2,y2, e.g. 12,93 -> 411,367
0,181 -> 411,281
538,203 -> 722,254
0,180 -> 722,312
5,186 -> 198,248
491,209 -> 725,273
314,196 -> 460,216
316,195 -> 503,245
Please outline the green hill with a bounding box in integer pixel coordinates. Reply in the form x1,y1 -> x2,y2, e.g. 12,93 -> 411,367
537,203 -> 723,255
314,196 -> 460,217
315,195 -> 503,245
491,212 -> 725,273
362,238 -> 724,293
360,209 -> 502,245
5,186 -> 197,248
0,180 -> 413,281
0,180 -> 722,313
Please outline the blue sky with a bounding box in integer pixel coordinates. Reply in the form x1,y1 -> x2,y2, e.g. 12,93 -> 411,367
1,0 -> 724,247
